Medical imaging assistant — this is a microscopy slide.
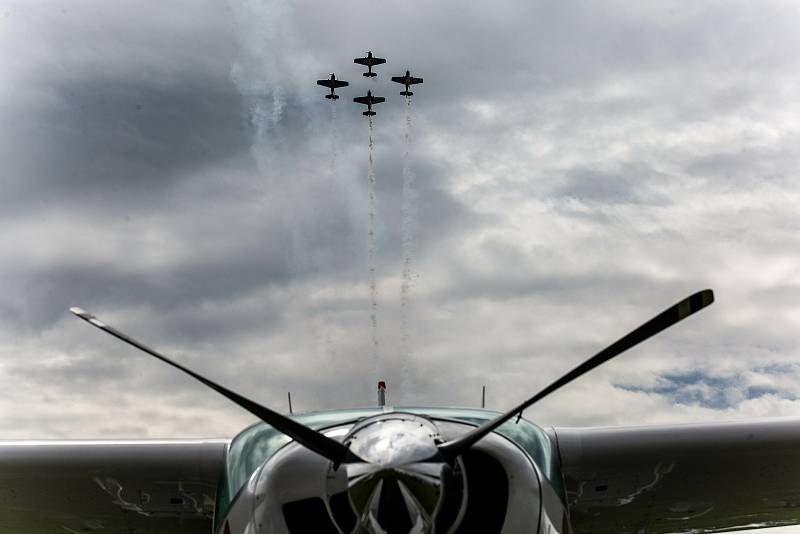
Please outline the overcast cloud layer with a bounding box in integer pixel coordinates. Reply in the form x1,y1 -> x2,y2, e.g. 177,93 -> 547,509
3,1 -> 800,499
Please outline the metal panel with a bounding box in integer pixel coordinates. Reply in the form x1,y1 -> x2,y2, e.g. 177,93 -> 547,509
554,418 -> 800,533
0,439 -> 227,534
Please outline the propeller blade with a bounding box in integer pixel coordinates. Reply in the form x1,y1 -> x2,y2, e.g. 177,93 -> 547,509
69,307 -> 363,466
438,289 -> 714,460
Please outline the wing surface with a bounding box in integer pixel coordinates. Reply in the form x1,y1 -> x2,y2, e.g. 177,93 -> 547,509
410,77 -> 423,84
353,96 -> 369,105
354,57 -> 385,66
0,439 -> 227,534
373,96 -> 385,104
554,418 -> 800,533
317,79 -> 347,89
391,76 -> 405,84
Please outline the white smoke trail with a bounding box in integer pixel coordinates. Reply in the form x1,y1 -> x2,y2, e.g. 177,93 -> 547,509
229,0 -> 312,273
368,116 -> 380,375
329,99 -> 338,182
229,0 -> 344,369
229,0 -> 296,174
399,96 -> 418,394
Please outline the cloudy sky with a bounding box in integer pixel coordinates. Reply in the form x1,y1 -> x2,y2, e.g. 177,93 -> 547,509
3,0 -> 800,523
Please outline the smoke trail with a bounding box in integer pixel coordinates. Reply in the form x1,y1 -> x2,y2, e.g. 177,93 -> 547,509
327,99 -> 338,188
229,0 -> 312,272
368,116 -> 380,375
399,96 -> 418,393
330,100 -> 337,165
229,0 -> 295,174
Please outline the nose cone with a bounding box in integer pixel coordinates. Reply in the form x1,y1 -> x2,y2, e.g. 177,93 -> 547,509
347,418 -> 440,466
325,413 -> 465,534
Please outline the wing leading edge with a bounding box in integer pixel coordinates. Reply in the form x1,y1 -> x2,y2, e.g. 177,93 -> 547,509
391,76 -> 423,85
0,439 -> 227,534
353,96 -> 385,105
554,417 -> 800,533
354,57 -> 386,66
317,79 -> 348,89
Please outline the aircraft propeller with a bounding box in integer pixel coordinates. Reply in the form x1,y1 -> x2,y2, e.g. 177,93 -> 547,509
437,289 -> 714,461
70,289 -> 713,469
68,307 -> 364,467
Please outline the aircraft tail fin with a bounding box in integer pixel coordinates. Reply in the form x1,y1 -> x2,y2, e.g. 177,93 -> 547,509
400,91 -> 414,97
363,111 -> 377,116
363,72 -> 377,78
325,94 -> 339,100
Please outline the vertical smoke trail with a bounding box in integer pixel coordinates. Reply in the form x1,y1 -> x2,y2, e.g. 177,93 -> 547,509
329,100 -> 338,183
399,96 -> 417,393
229,0 -> 294,174
368,116 -> 380,375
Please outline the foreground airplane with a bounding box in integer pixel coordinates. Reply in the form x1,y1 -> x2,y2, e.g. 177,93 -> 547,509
391,70 -> 424,96
353,90 -> 385,116
4,289 -> 800,533
354,51 -> 386,77
316,73 -> 349,100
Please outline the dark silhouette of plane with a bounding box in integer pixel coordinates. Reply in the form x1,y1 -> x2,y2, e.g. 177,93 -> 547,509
354,51 -> 386,77
391,70 -> 423,96
316,74 -> 349,100
353,90 -> 385,116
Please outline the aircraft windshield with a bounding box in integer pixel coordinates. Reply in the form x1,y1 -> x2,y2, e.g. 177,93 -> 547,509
216,407 -> 564,529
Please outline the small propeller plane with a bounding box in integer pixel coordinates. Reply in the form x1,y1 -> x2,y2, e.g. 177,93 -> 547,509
354,51 -> 386,77
316,73 -> 349,100
391,70 -> 424,96
5,289 -> 800,533
353,90 -> 385,117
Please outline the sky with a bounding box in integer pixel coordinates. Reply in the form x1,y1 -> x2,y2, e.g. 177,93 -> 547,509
3,3 -> 800,529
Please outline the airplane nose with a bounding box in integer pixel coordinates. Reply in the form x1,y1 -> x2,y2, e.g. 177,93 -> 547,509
328,460 -> 465,534
324,414 -> 465,534
345,418 -> 441,465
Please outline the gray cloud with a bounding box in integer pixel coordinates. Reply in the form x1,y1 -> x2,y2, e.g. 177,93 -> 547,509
2,8 -> 800,515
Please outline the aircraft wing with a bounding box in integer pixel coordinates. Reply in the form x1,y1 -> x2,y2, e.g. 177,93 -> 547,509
354,57 -> 386,66
353,96 -> 370,105
0,439 -> 227,534
392,76 -> 423,85
553,417 -> 800,533
372,96 -> 385,104
317,79 -> 348,89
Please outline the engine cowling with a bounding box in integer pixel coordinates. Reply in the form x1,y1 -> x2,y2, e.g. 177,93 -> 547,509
224,412 -> 543,534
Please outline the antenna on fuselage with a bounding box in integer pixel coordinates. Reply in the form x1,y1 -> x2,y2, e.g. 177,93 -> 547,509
288,392 -> 293,414
378,380 -> 386,407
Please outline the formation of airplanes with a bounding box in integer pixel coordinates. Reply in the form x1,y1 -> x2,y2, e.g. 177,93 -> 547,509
316,51 -> 423,116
